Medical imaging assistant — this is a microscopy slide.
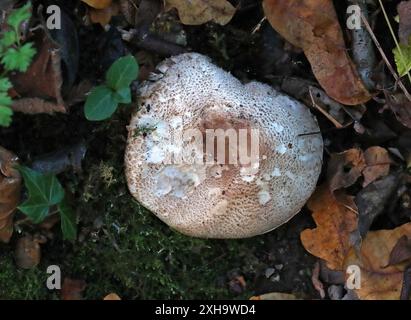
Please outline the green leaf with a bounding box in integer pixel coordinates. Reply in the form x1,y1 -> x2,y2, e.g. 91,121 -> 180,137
1,31 -> 17,47
0,78 -> 12,92
7,2 -> 31,33
106,55 -> 139,91
113,86 -> 131,104
1,43 -> 36,72
0,92 -> 12,106
393,44 -> 411,77
0,105 -> 13,127
17,165 -> 65,224
58,198 -> 77,241
84,85 -> 118,121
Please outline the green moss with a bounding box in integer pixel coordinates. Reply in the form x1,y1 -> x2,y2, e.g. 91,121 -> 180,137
0,252 -> 50,300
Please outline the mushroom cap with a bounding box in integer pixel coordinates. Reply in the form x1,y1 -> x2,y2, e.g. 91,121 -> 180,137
125,53 -> 323,239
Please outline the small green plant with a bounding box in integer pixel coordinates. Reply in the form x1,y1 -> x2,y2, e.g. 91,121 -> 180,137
17,165 -> 77,240
378,0 -> 411,81
85,55 -> 139,121
0,2 -> 36,127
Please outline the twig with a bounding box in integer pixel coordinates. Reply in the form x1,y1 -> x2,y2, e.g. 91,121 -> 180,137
309,87 -> 344,128
251,16 -> 267,35
361,12 -> 411,102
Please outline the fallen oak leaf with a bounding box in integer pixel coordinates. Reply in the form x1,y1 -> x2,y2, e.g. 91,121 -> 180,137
301,184 -> 358,271
327,148 -> 366,192
387,235 -> 411,267
263,0 -> 371,105
343,223 -> 411,300
165,0 -> 236,26
362,146 -> 391,187
356,173 -> 401,238
0,146 -> 21,243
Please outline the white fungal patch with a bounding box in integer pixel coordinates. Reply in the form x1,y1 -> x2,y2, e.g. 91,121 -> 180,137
272,122 -> 284,133
146,145 -> 165,164
155,165 -> 206,198
256,178 -> 271,206
275,144 -> 287,155
258,190 -> 271,205
271,167 -> 281,177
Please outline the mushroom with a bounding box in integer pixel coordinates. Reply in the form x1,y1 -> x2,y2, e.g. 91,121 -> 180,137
125,53 -> 323,238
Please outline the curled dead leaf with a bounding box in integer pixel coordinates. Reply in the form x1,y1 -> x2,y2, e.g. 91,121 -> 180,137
0,147 -> 21,243
89,2 -> 119,27
327,149 -> 366,192
300,184 -> 358,271
363,146 -> 391,187
387,235 -> 411,267
14,234 -> 46,269
11,32 -> 66,114
344,223 -> 411,300
263,0 -> 371,105
165,0 -> 236,26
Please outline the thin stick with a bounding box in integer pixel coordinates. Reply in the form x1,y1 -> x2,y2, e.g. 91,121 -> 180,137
361,13 -> 411,102
309,88 -> 344,128
251,16 -> 267,34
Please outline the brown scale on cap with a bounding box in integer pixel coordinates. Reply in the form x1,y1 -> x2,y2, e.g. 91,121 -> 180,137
125,53 -> 323,239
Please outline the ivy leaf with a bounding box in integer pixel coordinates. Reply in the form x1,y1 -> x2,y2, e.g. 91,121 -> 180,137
17,165 -> 65,224
393,44 -> 411,77
58,198 -> 77,240
7,2 -> 32,33
84,85 -> 118,121
106,55 -> 139,91
0,106 -> 13,127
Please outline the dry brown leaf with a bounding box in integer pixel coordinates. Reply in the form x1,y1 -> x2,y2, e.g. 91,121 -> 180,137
301,184 -> 358,271
81,0 -> 112,9
0,147 -> 21,243
61,278 -> 87,300
263,0 -> 371,105
250,292 -> 297,300
362,146 -> 391,187
103,293 -> 121,300
89,2 -> 119,26
398,1 -> 411,45
387,235 -> 411,267
386,94 -> 411,129
14,235 -> 46,269
327,149 -> 366,192
11,33 -> 66,114
165,0 -> 236,26
344,223 -> 411,300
